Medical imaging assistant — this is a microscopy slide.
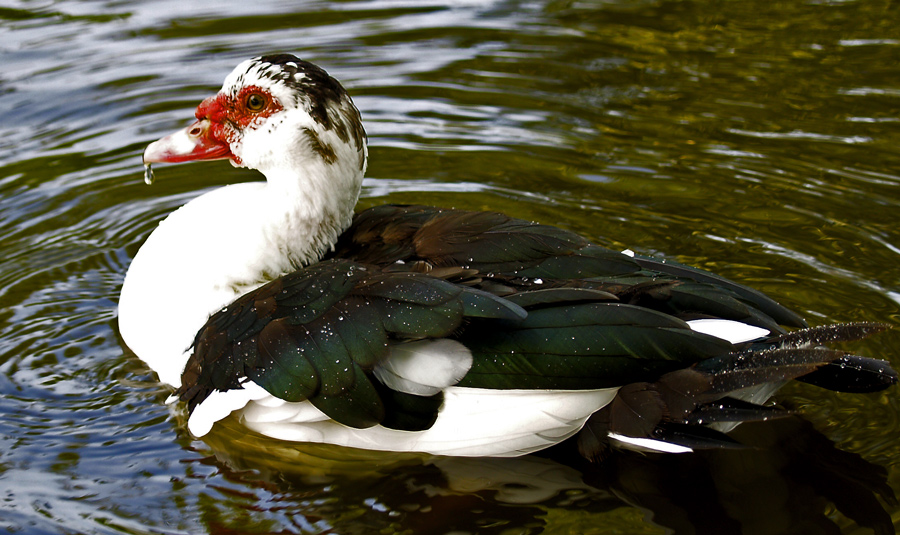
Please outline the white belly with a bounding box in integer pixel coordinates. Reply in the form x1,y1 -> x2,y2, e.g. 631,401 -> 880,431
237,386 -> 618,457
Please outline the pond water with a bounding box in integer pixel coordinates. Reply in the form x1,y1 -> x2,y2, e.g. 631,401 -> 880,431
2,0 -> 899,533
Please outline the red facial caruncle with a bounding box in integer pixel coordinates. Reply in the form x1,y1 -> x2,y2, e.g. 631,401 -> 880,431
143,86 -> 283,167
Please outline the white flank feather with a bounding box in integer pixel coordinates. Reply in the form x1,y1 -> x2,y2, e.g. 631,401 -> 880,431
687,318 -> 769,344
241,387 -> 619,457
241,397 -> 330,424
608,432 -> 694,454
373,339 -> 473,396
187,380 -> 271,437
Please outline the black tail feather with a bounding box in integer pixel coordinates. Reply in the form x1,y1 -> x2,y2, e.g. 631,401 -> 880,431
578,322 -> 897,461
767,322 -> 890,349
684,397 -> 793,426
652,422 -> 746,450
796,354 -> 898,393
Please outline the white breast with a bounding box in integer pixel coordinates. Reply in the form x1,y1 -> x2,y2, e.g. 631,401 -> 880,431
119,182 -> 271,387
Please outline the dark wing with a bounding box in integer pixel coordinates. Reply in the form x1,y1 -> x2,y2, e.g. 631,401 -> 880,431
178,207 -> 894,446
329,204 -> 638,275
456,302 -> 734,389
629,253 -> 807,328
176,258 -> 525,429
331,205 -> 806,331
332,205 -> 897,451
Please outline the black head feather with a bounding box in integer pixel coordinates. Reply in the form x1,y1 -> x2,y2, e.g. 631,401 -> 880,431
247,54 -> 367,153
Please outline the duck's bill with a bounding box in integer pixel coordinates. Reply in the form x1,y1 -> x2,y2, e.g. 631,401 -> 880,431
143,119 -> 231,164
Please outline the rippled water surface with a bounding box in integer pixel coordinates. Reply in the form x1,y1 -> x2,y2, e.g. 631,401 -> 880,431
2,1 -> 900,533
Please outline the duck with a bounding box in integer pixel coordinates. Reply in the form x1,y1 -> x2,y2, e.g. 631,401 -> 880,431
119,54 -> 897,458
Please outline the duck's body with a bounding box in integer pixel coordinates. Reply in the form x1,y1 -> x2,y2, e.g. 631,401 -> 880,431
119,55 -> 895,458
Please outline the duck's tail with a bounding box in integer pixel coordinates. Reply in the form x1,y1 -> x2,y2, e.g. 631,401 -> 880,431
577,322 -> 897,460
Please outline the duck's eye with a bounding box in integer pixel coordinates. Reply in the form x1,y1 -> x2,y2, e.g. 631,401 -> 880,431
245,93 -> 266,112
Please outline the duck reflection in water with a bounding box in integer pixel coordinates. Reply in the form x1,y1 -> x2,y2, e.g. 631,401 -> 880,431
193,413 -> 895,534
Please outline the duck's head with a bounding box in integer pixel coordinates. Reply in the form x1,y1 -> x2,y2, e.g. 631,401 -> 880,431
143,54 -> 367,184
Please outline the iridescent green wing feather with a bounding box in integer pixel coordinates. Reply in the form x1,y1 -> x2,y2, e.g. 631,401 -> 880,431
176,258 -> 525,429
457,302 -> 734,389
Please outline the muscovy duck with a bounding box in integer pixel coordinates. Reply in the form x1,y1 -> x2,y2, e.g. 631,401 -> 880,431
119,54 -> 896,458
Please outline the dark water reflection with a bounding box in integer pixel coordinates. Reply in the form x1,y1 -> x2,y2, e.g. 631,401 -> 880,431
195,416 -> 896,534
1,0 -> 899,533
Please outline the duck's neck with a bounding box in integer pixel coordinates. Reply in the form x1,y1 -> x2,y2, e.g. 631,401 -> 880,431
252,162 -> 363,280
119,158 -> 364,387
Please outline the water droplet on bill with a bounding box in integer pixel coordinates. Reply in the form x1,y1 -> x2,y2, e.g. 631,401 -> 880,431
143,163 -> 155,185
